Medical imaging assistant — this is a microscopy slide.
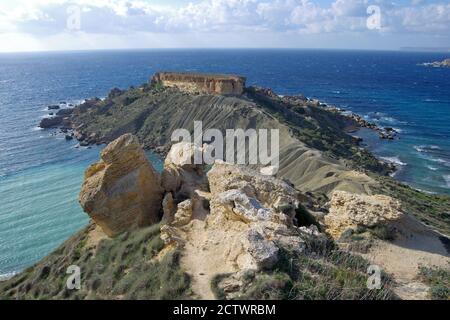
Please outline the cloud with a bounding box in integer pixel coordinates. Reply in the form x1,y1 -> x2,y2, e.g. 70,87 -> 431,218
0,0 -> 449,52
0,0 -> 449,36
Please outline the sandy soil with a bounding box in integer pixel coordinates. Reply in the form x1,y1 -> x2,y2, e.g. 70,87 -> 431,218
362,215 -> 450,300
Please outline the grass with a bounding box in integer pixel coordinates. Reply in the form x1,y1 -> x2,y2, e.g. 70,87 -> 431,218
0,223 -> 191,300
418,266 -> 450,300
373,175 -> 450,236
212,241 -> 397,300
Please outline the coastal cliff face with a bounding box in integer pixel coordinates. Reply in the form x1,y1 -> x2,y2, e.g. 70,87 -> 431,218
150,72 -> 246,95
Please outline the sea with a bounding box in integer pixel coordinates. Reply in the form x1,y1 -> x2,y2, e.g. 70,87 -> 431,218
0,49 -> 449,279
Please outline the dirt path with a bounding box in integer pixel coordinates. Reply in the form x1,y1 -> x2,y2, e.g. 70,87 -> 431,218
180,218 -> 242,300
362,216 -> 450,300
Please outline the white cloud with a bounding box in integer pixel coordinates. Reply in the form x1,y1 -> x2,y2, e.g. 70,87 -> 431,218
0,0 -> 448,51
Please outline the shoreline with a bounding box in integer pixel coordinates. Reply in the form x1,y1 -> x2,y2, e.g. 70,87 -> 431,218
38,87 -> 443,195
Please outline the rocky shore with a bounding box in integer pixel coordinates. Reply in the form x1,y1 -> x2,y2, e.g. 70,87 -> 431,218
420,58 -> 450,68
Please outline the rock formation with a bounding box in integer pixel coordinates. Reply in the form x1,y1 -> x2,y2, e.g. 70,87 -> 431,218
158,143 -> 326,298
150,72 -> 246,95
79,134 -> 164,237
324,190 -> 404,239
421,58 -> 450,68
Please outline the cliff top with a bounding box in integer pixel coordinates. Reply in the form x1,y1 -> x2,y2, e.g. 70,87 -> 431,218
153,71 -> 246,82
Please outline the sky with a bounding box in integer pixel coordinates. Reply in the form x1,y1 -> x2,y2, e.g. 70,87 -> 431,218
0,0 -> 449,52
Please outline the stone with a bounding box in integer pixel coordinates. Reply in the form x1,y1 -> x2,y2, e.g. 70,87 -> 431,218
79,133 -> 164,237
161,142 -> 208,199
151,72 -> 246,95
242,229 -> 279,270
324,190 -> 404,239
162,192 -> 176,223
208,161 -> 300,220
39,116 -> 63,128
173,199 -> 193,227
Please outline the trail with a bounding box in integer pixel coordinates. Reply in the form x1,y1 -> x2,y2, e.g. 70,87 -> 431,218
363,215 -> 450,300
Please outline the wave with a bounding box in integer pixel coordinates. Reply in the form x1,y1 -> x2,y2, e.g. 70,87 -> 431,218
444,175 -> 450,188
0,271 -> 17,281
380,156 -> 407,166
427,165 -> 438,171
363,112 -> 407,125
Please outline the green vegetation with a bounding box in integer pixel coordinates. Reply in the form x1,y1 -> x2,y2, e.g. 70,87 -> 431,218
0,223 -> 191,300
419,266 -> 450,300
374,175 -> 450,235
245,87 -> 388,174
212,244 -> 397,300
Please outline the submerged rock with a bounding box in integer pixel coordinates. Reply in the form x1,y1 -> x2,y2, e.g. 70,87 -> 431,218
79,133 -> 164,237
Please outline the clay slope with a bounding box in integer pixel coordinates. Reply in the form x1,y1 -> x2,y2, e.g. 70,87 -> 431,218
69,86 -> 378,196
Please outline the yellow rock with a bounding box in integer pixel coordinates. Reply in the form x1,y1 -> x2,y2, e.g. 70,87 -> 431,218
324,190 -> 403,239
79,134 -> 164,237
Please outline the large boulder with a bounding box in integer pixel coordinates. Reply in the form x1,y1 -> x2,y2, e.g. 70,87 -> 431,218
324,190 -> 404,239
39,116 -> 63,128
161,142 -> 208,200
79,134 -> 164,237
207,161 -> 301,221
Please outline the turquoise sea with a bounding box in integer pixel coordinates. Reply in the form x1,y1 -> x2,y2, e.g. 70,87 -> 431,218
0,49 -> 449,278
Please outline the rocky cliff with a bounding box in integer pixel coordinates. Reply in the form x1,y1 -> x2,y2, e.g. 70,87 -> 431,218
151,72 -> 246,95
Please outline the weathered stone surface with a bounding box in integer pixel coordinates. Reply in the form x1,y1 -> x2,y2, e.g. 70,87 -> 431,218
151,72 -> 246,95
173,199 -> 193,227
39,116 -> 63,128
324,190 -> 404,239
162,192 -> 176,224
79,134 -> 164,237
161,142 -> 208,199
242,229 -> 279,269
208,161 -> 300,220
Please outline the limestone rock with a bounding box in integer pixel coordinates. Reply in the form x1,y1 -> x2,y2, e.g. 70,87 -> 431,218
324,191 -> 404,239
173,199 -> 193,227
208,161 -> 300,220
79,133 -> 164,237
162,193 -> 176,224
242,229 -> 279,269
151,72 -> 246,95
161,142 -> 208,200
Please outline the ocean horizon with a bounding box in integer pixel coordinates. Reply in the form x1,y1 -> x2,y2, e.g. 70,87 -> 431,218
1,49 -> 449,279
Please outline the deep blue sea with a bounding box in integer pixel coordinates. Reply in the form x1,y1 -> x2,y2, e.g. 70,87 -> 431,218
0,49 -> 449,278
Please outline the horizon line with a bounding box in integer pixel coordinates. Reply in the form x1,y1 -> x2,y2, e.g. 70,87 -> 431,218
1,47 -> 450,55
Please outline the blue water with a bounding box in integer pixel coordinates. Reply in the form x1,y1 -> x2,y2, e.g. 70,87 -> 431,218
0,49 -> 449,278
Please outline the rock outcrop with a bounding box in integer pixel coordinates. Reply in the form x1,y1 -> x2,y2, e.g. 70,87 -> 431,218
79,134 -> 164,237
151,72 -> 246,95
39,116 -> 63,128
324,190 -> 404,239
158,143 -> 326,298
161,142 -> 208,200
421,58 -> 450,68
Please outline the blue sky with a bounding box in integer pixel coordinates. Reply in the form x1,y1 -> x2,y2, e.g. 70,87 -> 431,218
0,0 -> 449,52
